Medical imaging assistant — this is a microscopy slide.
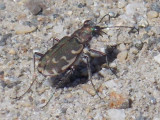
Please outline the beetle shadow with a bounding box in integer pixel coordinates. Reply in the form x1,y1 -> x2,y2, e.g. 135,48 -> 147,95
50,45 -> 119,89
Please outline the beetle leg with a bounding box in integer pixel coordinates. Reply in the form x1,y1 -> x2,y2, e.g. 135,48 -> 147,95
52,38 -> 60,45
53,38 -> 60,42
88,48 -> 106,57
83,46 -> 106,58
12,52 -> 44,100
41,67 -> 74,108
34,52 -> 44,73
55,67 -> 74,88
83,54 -> 102,99
106,55 -> 118,78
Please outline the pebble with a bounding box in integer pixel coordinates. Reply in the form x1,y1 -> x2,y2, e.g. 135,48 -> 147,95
147,11 -> 159,18
117,51 -> 128,62
41,99 -> 46,104
118,43 -> 127,51
81,84 -> 96,96
45,23 -> 54,30
157,43 -> 160,52
151,26 -> 160,35
133,40 -> 143,50
78,3 -> 86,8
130,47 -> 139,54
153,117 -> 160,120
0,33 -> 12,46
94,11 -> 100,18
151,3 -> 160,12
118,0 -> 127,9
67,11 -> 73,16
150,96 -> 157,104
109,62 -> 117,68
119,99 -> 132,109
25,0 -> 43,15
99,68 -> 113,78
9,49 -> 16,55
107,109 -> 126,120
108,92 -> 132,109
37,87 -> 50,95
21,101 -> 32,107
98,84 -> 105,93
154,54 -> 160,64
14,24 -> 37,34
108,11 -> 118,18
105,80 -> 118,89
138,18 -> 148,28
0,3 -> 6,10
0,71 -> 4,83
53,14 -> 60,19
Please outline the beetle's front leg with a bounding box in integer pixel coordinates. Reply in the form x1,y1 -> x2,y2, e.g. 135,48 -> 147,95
83,46 -> 106,58
82,54 -> 102,99
84,46 -> 118,78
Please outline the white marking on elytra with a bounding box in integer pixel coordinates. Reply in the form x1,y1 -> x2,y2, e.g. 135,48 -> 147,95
52,58 -> 58,64
61,57 -> 76,71
60,56 -> 67,61
71,46 -> 83,54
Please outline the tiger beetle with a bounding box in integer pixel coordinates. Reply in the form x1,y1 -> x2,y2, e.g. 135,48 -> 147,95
14,14 -> 138,107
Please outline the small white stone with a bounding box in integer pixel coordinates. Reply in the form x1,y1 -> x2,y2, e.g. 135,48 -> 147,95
15,24 -> 37,34
138,18 -> 148,28
107,109 -> 126,120
147,11 -> 159,18
67,11 -> 72,16
130,47 -> 139,54
105,80 -> 118,89
109,62 -> 117,68
154,54 -> 160,64
81,84 -> 96,96
117,50 -> 128,62
118,0 -> 127,8
153,117 -> 160,120
119,43 -> 127,51
9,49 -> 16,55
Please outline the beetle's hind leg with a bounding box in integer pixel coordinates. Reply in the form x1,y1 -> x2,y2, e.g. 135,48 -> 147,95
12,52 -> 44,100
41,68 -> 74,108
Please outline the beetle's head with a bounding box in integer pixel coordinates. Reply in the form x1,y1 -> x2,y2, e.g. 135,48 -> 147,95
83,20 -> 106,37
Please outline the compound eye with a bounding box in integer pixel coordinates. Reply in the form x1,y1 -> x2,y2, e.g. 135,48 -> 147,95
92,26 -> 101,36
94,26 -> 100,31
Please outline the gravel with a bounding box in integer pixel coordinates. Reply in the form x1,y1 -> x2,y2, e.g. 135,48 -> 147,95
0,0 -> 160,120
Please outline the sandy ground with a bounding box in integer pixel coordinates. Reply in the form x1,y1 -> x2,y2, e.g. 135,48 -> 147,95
0,0 -> 160,120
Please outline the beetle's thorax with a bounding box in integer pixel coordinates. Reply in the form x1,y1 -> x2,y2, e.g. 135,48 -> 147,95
72,26 -> 93,44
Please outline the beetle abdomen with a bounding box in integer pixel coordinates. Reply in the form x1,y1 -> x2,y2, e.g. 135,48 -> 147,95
37,37 -> 84,76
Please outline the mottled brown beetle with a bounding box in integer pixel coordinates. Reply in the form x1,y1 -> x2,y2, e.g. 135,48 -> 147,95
14,14 -> 138,107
